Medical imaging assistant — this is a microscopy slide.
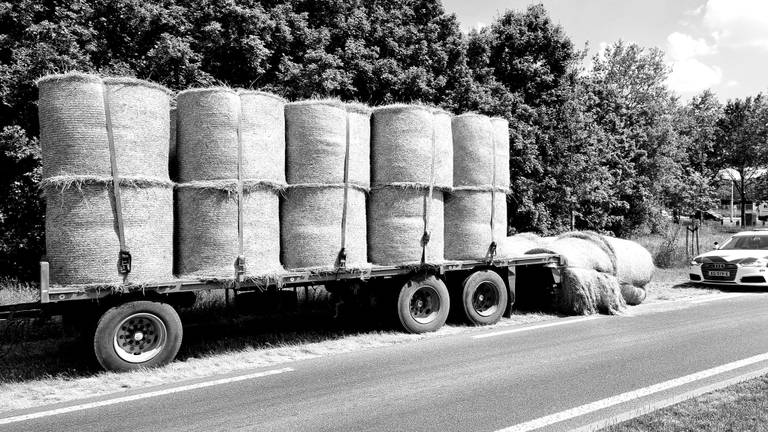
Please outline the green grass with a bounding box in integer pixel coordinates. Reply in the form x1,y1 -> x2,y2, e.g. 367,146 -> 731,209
0,277 -> 39,306
604,375 -> 768,431
633,222 -> 734,269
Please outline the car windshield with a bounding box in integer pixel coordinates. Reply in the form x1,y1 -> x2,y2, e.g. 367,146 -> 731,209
719,235 -> 768,250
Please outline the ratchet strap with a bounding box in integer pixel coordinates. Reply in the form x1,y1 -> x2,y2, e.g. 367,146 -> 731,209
337,111 -> 351,269
235,96 -> 246,282
488,121 -> 498,261
421,114 -> 438,264
102,83 -> 131,277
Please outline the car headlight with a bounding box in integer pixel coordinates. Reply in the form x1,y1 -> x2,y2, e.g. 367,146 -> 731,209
690,257 -> 703,266
740,258 -> 768,267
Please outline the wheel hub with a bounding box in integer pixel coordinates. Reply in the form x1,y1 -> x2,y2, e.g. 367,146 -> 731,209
113,313 -> 167,363
473,282 -> 499,317
410,286 -> 439,324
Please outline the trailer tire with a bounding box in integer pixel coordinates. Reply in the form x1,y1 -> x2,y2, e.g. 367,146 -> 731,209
93,301 -> 182,372
397,275 -> 450,333
461,270 -> 508,326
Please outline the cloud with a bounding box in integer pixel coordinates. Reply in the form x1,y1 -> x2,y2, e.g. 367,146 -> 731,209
667,58 -> 723,93
665,32 -> 721,94
666,32 -> 715,60
702,0 -> 768,49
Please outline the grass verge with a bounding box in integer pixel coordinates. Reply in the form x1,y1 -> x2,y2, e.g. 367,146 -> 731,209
603,375 -> 768,431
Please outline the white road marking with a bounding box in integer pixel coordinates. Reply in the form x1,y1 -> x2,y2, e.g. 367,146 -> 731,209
569,364 -> 768,432
473,316 -> 601,339
0,367 -> 294,426
495,351 -> 768,432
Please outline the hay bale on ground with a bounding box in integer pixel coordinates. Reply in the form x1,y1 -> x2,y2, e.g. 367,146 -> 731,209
557,267 -> 625,315
281,186 -> 368,270
285,100 -> 370,186
175,182 -> 282,278
451,114 -> 510,188
603,236 -> 654,305
603,236 -> 654,288
368,187 -> 445,265
444,189 -> 506,260
43,178 -> 174,285
371,105 -> 452,188
37,72 -> 171,180
176,88 -> 286,183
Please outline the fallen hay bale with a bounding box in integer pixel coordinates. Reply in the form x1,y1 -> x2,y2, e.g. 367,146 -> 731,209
281,185 -> 368,270
444,189 -> 506,260
368,187 -> 445,265
528,232 -> 616,274
43,177 -> 174,285
451,114 -> 510,188
176,88 -> 286,183
371,104 -> 452,188
175,182 -> 282,278
603,236 -> 654,288
285,100 -> 370,186
37,72 -> 171,181
557,267 -> 626,315
500,233 -> 543,257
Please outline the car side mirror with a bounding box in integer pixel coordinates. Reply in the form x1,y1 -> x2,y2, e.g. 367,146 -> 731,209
713,242 -> 719,250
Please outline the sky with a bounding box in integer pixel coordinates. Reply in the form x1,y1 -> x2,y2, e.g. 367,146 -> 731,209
441,0 -> 768,101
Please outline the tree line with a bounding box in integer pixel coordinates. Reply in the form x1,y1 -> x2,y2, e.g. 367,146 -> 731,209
1,0 -> 767,279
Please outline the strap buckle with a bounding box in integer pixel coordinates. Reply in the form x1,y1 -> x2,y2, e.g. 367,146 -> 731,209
486,241 -> 498,262
118,250 -> 132,275
421,230 -> 431,247
336,248 -> 347,269
235,255 -> 246,281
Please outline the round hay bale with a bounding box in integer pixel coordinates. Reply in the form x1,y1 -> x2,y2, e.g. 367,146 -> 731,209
452,114 -> 510,188
603,236 -> 655,288
528,234 -> 615,274
239,90 -> 287,183
620,284 -> 647,306
491,117 -> 510,189
368,187 -> 444,265
176,88 -> 286,183
285,100 -> 370,187
43,179 -> 174,285
501,233 -> 543,257
37,72 -> 171,180
371,105 -> 452,188
169,107 -> 177,181
175,182 -> 282,278
444,189 -> 506,260
280,185 -> 368,270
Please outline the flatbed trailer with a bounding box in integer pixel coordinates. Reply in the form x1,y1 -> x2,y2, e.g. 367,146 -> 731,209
0,253 -> 564,372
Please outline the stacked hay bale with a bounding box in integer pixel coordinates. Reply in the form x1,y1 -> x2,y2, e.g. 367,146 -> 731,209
369,105 -> 453,265
38,72 -> 173,285
175,88 -> 285,279
281,100 -> 370,270
445,114 -> 509,260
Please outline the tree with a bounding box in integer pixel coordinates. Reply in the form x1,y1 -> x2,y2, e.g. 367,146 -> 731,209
714,94 -> 768,226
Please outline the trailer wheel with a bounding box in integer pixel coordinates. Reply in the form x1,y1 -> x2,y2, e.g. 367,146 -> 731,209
93,301 -> 182,372
461,270 -> 508,326
397,275 -> 450,333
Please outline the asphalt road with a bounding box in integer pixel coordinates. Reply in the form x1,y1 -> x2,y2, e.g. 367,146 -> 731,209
4,293 -> 768,432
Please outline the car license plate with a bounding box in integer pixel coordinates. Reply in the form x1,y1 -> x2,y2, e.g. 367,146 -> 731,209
708,271 -> 730,277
